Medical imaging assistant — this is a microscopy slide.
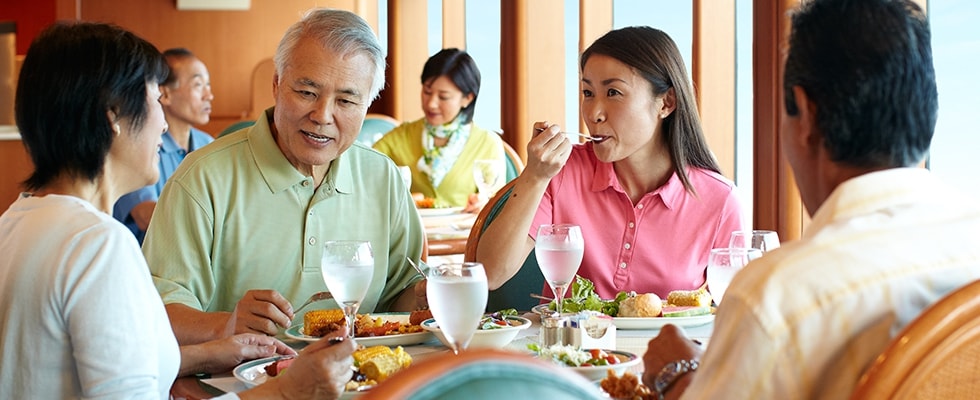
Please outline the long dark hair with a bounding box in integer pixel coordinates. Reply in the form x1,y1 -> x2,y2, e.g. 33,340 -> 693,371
581,26 -> 719,194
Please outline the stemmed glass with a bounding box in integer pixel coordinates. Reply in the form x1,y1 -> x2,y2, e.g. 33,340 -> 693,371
321,240 -> 374,338
730,230 -> 781,253
706,247 -> 762,306
535,224 -> 585,315
427,262 -> 489,354
472,159 -> 506,201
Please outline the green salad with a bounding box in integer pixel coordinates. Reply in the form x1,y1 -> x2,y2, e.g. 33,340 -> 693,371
547,276 -> 629,316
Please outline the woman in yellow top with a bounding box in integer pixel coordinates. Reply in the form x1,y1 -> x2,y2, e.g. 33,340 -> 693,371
374,48 -> 505,209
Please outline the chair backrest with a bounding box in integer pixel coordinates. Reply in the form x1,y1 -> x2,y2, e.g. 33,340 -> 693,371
250,58 -> 275,119
850,279 -> 980,399
464,179 -> 545,312
502,140 -> 524,182
218,119 -> 256,138
363,348 -> 604,400
359,113 -> 400,146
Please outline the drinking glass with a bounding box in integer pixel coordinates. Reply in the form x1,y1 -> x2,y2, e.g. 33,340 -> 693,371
729,230 -> 781,253
472,159 -> 506,201
535,224 -> 584,315
321,240 -> 374,338
427,262 -> 489,354
706,247 -> 762,306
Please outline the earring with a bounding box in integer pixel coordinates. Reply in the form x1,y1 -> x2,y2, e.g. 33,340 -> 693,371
113,124 -> 121,136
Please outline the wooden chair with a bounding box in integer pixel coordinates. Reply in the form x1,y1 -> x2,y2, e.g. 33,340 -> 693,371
464,179 -> 545,312
502,140 -> 524,182
249,58 -> 275,119
363,348 -> 604,399
850,279 -> 980,399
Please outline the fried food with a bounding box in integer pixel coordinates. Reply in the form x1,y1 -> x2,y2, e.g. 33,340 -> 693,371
600,370 -> 654,400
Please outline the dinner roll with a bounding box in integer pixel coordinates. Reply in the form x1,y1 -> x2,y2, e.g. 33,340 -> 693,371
618,293 -> 663,317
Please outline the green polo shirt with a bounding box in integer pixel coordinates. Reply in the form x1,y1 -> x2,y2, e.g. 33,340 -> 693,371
143,108 -> 425,314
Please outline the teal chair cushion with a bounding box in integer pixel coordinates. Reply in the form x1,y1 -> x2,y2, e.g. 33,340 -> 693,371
359,117 -> 398,146
404,360 -> 604,400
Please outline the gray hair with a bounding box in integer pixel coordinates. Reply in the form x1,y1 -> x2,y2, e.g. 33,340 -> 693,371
273,8 -> 386,100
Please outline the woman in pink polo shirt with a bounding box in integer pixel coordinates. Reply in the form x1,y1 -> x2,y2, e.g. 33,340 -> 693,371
476,26 -> 745,301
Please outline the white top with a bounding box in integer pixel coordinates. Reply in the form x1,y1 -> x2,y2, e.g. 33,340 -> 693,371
0,194 -> 179,399
685,168 -> 980,399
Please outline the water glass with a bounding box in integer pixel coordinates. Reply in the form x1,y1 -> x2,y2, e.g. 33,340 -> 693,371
321,240 -> 374,338
706,247 -> 762,306
427,262 -> 489,354
535,224 -> 584,315
472,159 -> 506,201
730,230 -> 781,253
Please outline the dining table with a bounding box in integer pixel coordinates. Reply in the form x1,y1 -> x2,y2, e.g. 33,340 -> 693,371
170,312 -> 714,399
419,208 -> 476,257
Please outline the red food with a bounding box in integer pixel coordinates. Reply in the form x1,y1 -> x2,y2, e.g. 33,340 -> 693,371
409,309 -> 433,326
264,357 -> 294,377
357,321 -> 403,337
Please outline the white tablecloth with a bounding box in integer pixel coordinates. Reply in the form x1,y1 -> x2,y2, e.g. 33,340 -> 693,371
203,313 -> 713,394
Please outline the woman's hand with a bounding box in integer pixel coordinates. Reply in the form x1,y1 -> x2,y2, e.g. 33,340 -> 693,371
178,333 -> 296,377
525,122 -> 572,182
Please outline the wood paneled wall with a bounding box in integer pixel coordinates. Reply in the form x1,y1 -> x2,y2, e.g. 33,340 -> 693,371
74,0 -> 381,136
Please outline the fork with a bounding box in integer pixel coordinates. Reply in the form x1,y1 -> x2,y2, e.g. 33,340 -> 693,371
293,291 -> 334,315
534,127 -> 600,142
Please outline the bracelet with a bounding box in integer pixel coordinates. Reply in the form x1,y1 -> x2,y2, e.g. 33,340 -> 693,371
654,359 -> 699,400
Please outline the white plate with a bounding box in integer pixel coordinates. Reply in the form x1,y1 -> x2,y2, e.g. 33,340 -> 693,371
417,206 -> 464,217
233,355 -> 282,388
531,304 -> 714,330
545,349 -> 640,381
233,355 -> 362,399
285,313 -> 434,346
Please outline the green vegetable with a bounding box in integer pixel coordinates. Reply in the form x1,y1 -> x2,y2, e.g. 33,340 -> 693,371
548,276 -> 627,316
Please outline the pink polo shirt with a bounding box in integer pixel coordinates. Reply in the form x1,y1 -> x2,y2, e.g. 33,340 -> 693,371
529,143 -> 744,299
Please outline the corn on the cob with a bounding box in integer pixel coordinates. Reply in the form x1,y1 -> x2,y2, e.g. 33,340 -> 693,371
303,309 -> 345,337
353,346 -> 412,382
666,289 -> 712,307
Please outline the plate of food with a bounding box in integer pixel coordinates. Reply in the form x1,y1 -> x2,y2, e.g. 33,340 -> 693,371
234,345 -> 413,399
532,277 -> 715,330
285,311 -> 435,347
416,206 -> 464,217
529,344 -> 641,381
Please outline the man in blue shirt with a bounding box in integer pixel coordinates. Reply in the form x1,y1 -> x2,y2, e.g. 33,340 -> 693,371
113,48 -> 215,243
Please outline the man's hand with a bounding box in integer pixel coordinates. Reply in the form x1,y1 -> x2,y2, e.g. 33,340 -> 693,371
225,290 -> 294,336
642,324 -> 704,394
259,327 -> 355,400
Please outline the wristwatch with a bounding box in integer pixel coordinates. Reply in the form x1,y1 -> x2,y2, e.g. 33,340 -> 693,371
654,359 -> 699,400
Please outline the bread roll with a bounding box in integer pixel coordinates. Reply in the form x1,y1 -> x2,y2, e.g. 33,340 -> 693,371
618,293 -> 663,317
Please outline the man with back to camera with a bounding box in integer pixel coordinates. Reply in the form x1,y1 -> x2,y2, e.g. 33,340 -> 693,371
142,8 -> 428,345
639,0 -> 980,399
113,48 -> 215,243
